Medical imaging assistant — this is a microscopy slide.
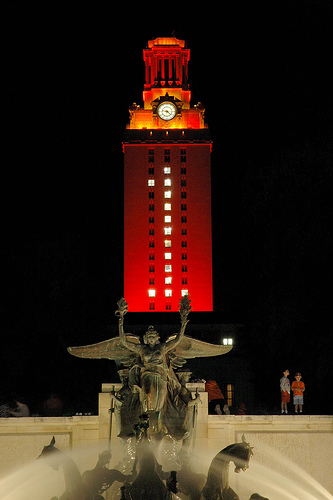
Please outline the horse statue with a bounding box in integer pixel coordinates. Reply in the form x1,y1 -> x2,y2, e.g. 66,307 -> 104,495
199,435 -> 254,500
38,437 -> 132,499
37,436 -> 89,500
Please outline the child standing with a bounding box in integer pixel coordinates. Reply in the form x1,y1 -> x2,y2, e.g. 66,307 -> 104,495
292,372 -> 305,413
280,369 -> 291,414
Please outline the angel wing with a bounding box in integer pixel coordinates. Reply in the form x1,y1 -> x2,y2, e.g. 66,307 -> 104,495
166,335 -> 233,369
67,334 -> 141,368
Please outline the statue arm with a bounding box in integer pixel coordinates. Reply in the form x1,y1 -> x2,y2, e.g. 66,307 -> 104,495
165,319 -> 188,353
188,390 -> 202,407
165,294 -> 191,352
118,317 -> 141,353
110,390 -> 123,404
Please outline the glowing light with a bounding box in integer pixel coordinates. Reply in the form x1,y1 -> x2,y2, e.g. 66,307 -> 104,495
165,252 -> 171,260
148,289 -> 156,297
164,227 -> 172,235
223,338 -> 233,346
164,203 -> 171,211
164,167 -> 171,174
165,289 -> 172,297
165,215 -> 171,223
181,289 -> 189,297
164,191 -> 171,198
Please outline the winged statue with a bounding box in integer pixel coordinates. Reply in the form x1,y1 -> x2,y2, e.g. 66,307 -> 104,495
68,296 -> 232,436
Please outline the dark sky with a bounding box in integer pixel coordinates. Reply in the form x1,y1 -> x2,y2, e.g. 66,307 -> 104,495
2,3 -> 332,413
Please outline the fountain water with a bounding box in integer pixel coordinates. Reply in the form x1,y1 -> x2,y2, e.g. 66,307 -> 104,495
0,425 -> 332,499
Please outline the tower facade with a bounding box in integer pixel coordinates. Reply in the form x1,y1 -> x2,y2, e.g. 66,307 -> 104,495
123,37 -> 212,312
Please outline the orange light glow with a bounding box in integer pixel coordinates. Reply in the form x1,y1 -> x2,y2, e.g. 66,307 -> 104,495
125,37 -> 208,131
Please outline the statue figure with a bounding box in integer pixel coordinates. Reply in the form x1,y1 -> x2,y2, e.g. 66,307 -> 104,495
117,318 -> 188,415
169,369 -> 202,449
111,369 -> 141,439
128,415 -> 169,500
68,296 -> 232,439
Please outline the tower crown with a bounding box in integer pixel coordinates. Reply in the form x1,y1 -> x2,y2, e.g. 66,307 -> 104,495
143,37 -> 190,93
127,37 -> 206,130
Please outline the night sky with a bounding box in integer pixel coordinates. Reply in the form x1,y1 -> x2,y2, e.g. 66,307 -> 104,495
2,4 -> 333,414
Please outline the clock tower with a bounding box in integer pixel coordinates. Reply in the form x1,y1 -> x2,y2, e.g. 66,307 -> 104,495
123,37 -> 213,312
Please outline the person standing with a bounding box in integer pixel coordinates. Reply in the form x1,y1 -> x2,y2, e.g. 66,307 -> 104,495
292,373 -> 305,413
280,369 -> 291,414
205,377 -> 225,414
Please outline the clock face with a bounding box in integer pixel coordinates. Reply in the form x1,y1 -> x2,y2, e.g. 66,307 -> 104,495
157,102 -> 177,121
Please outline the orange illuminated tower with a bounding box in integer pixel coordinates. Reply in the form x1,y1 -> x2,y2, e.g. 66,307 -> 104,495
123,37 -> 213,312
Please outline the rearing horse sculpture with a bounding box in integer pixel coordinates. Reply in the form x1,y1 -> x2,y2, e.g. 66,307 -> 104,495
38,436 -> 88,500
38,437 -> 131,500
199,435 -> 254,500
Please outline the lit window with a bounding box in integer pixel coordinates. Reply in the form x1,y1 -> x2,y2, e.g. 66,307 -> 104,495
164,167 -> 171,174
165,240 -> 171,247
223,338 -> 233,346
164,179 -> 171,187
181,290 -> 188,297
165,215 -> 171,223
165,265 -> 172,272
226,384 -> 235,407
164,191 -> 171,198
165,252 -> 171,260
148,179 -> 155,186
165,277 -> 172,284
164,227 -> 172,235
165,289 -> 172,297
148,289 -> 156,297
164,203 -> 171,211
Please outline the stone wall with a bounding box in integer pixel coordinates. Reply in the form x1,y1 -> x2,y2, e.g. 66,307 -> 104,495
0,416 -> 100,478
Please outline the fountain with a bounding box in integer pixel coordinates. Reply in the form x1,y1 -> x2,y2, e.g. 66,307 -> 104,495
1,297 -> 332,499
63,295 -> 261,499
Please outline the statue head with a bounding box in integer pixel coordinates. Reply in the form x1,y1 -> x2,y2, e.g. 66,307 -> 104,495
37,436 -> 61,470
143,325 -> 160,345
176,369 -> 192,384
98,449 -> 112,467
118,368 -> 129,383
